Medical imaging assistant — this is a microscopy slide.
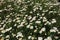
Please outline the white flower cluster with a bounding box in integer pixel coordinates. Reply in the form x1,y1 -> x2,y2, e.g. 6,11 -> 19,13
39,27 -> 46,34
50,27 -> 58,32
44,36 -> 52,40
16,32 -> 23,38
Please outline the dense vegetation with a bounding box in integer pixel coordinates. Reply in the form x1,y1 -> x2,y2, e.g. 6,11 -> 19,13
0,0 -> 60,40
